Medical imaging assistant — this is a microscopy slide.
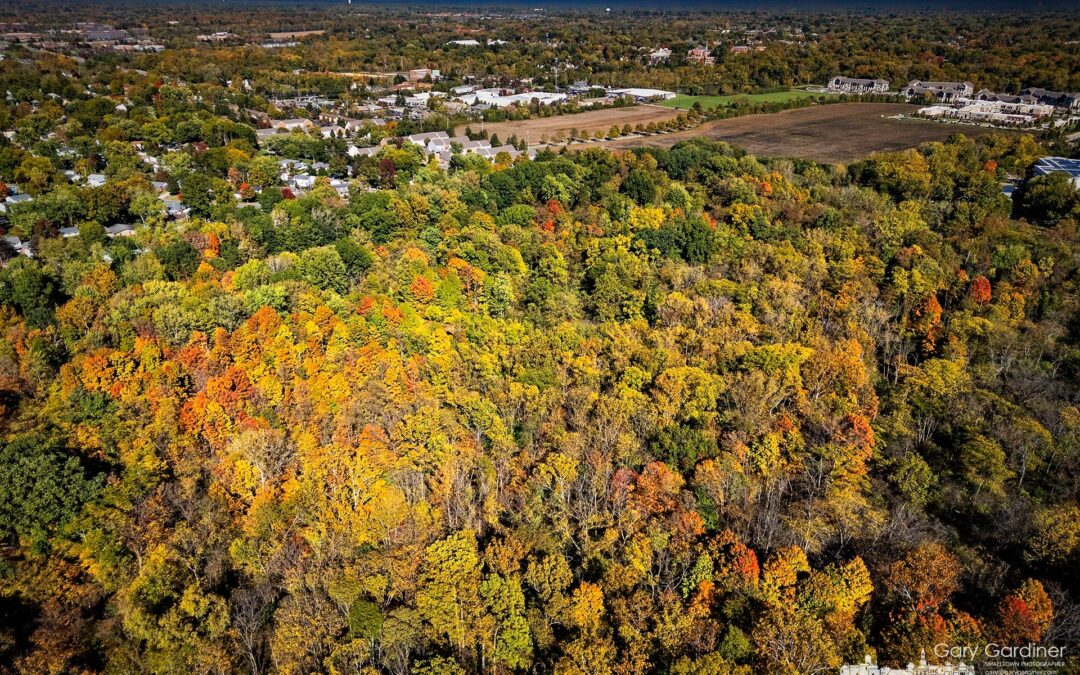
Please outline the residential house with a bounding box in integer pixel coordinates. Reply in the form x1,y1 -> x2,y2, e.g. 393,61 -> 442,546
348,145 -> 380,158
271,118 -> 315,132
456,138 -> 492,153
433,150 -> 454,167
331,118 -> 368,134
289,174 -> 316,191
160,195 -> 188,218
138,151 -> 161,170
647,47 -> 671,65
404,131 -> 450,148
278,159 -> 308,177
2,235 -> 30,257
105,223 -> 135,237
328,178 -> 350,199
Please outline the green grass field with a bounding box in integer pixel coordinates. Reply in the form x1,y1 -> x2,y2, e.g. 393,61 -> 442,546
658,89 -> 835,110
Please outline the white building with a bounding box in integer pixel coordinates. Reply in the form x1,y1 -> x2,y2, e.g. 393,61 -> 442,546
841,652 -> 974,675
403,91 -> 444,108
919,98 -> 1054,127
608,87 -> 677,101
647,47 -> 672,64
458,88 -> 568,108
347,145 -> 380,158
289,174 -> 316,191
271,118 -> 315,131
328,178 -> 350,199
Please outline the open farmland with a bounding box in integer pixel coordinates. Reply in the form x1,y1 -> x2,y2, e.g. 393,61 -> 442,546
599,103 -> 1022,163
470,104 -> 682,144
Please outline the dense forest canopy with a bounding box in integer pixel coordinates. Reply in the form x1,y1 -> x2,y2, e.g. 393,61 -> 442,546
1,130 -> 1079,672
1,3 -> 1080,674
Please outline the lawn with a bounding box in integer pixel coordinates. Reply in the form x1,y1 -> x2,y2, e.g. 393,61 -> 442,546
658,89 -> 834,110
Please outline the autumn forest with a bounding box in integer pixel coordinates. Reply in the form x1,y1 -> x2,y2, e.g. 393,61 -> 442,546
0,3 -> 1079,675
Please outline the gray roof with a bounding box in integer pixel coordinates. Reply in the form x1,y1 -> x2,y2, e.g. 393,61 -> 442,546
406,131 -> 450,143
832,76 -> 888,85
1033,156 -> 1080,178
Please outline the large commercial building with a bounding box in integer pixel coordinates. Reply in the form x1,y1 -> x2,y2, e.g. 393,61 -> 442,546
828,76 -> 890,94
902,80 -> 974,102
1032,156 -> 1080,188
